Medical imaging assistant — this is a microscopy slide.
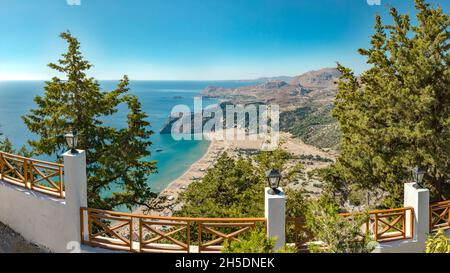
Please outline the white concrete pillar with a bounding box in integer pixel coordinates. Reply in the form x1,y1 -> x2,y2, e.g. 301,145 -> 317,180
264,187 -> 286,250
63,150 -> 88,245
404,182 -> 429,244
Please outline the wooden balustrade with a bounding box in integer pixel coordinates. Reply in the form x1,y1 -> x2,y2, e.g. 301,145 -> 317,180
198,219 -> 266,253
340,207 -> 414,242
140,218 -> 190,253
285,207 -> 414,253
87,208 -> 133,251
430,200 -> 450,232
80,207 -> 266,253
0,151 -> 64,198
81,206 -> 415,253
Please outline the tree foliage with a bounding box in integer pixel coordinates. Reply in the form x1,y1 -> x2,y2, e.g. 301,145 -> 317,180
0,132 -> 14,154
425,229 -> 450,253
22,32 -> 157,210
222,228 -> 296,253
175,152 -> 265,218
327,0 -> 450,207
175,147 -> 305,218
174,147 -> 309,251
305,196 -> 376,253
0,130 -> 31,157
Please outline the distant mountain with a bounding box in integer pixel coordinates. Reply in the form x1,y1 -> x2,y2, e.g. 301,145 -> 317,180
200,67 -> 342,148
201,67 -> 341,108
253,76 -> 294,83
289,68 -> 341,89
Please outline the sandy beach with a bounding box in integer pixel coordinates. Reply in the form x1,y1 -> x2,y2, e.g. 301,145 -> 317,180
134,136 -> 227,216
135,130 -> 336,217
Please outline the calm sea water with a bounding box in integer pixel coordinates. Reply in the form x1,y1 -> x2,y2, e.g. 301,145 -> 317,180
0,80 -> 256,194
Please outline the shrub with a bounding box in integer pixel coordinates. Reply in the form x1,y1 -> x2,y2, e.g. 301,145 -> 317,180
305,196 -> 376,253
425,230 -> 450,253
222,229 -> 296,253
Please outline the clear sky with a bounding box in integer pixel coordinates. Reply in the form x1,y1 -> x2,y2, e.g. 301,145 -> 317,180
0,0 -> 448,80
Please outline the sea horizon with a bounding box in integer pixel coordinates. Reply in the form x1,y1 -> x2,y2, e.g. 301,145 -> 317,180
0,80 -> 256,195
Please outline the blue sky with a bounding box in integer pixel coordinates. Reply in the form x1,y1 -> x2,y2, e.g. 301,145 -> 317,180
0,0 -> 448,80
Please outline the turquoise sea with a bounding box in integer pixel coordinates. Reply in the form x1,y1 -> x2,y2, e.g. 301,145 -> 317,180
0,80 -> 256,193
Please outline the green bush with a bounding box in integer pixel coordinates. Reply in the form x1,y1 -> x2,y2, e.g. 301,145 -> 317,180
305,196 -> 376,253
222,229 -> 296,253
425,230 -> 450,253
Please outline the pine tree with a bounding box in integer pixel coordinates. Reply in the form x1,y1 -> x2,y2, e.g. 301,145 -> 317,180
0,131 -> 13,153
328,0 -> 450,206
22,32 -> 157,210
0,128 -> 31,156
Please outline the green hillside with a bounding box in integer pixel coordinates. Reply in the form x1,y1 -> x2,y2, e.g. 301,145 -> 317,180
280,104 -> 340,149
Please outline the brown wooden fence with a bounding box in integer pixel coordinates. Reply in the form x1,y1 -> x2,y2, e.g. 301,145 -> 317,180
0,151 -> 64,198
286,207 -> 415,252
430,200 -> 450,232
80,207 -> 266,253
80,207 -> 415,253
340,207 -> 414,242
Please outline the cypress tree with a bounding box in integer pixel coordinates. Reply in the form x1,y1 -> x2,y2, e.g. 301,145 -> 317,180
329,0 -> 450,206
22,32 -> 157,210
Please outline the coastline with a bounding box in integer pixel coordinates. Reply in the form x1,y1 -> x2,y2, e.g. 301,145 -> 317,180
134,129 -> 267,216
134,131 -> 337,217
134,137 -> 227,216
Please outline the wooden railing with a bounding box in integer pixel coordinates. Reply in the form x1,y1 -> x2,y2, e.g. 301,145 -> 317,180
340,207 -> 414,242
0,151 -> 64,198
199,220 -> 264,253
430,200 -> 450,232
285,207 -> 414,252
80,207 -> 266,253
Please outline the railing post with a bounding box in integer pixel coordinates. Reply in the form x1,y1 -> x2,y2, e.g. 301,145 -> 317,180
23,159 -> 29,189
129,217 -> 133,252
448,208 -> 450,224
59,165 -> 64,198
264,187 -> 286,250
374,213 -> 378,241
63,150 -> 88,249
28,162 -> 34,190
402,209 -> 406,239
187,221 -> 191,253
404,182 -> 429,245
198,223 -> 203,253
139,218 -> 143,253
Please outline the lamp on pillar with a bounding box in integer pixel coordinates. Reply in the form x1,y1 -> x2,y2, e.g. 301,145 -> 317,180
266,169 -> 282,195
65,130 -> 79,154
412,165 -> 426,188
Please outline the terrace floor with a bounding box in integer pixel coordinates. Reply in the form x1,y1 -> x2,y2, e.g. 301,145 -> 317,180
0,221 -> 48,253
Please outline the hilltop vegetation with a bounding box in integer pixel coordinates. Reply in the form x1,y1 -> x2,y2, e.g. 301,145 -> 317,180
323,0 -> 450,207
195,0 -> 450,210
280,105 -> 340,149
174,147 -> 372,253
201,68 -> 342,149
174,148 -> 305,218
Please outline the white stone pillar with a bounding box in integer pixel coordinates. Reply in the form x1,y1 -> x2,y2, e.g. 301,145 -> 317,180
63,150 -> 88,245
264,187 -> 286,250
404,182 -> 429,244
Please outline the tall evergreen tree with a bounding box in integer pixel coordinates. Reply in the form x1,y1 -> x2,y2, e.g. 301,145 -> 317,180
328,0 -> 450,206
22,32 -> 157,210
0,131 -> 12,153
0,128 -> 31,156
